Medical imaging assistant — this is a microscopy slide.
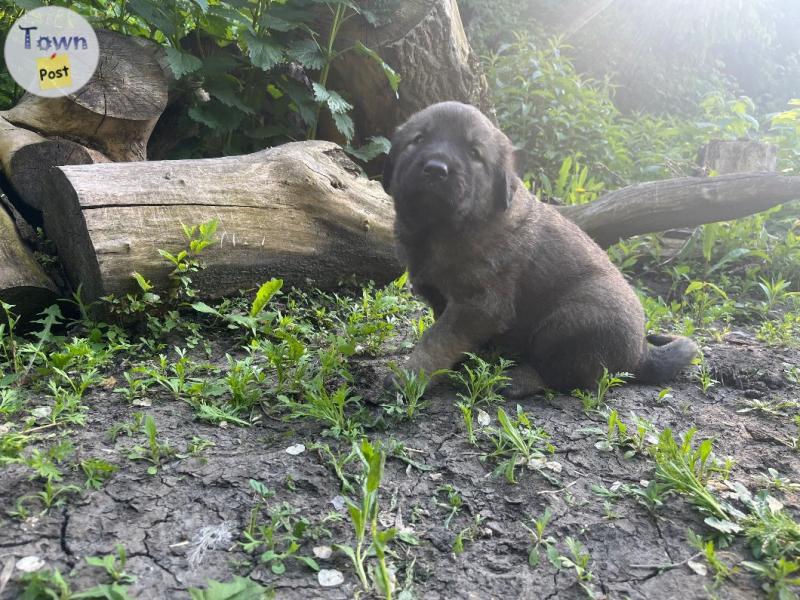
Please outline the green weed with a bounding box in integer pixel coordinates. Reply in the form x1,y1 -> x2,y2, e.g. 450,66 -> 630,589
334,439 -> 397,598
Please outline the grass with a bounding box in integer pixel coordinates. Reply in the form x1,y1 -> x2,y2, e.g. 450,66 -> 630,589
3,214 -> 800,598
482,406 -> 554,484
571,368 -> 631,412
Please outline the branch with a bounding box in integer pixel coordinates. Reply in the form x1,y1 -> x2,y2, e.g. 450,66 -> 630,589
556,172 -> 800,248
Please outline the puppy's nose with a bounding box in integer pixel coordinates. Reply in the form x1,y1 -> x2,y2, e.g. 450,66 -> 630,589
423,159 -> 449,180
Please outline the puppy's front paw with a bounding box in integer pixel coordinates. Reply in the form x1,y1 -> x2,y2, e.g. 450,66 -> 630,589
502,364 -> 545,399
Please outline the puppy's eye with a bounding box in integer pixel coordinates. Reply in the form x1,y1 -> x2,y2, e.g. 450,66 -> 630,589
413,133 -> 424,144
470,147 -> 482,160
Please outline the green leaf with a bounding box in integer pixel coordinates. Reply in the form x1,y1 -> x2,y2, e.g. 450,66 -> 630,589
242,31 -> 285,71
703,516 -> 742,534
345,136 -> 391,162
354,42 -> 400,93
250,279 -> 283,318
188,575 -> 271,600
281,79 -> 318,127
205,77 -> 255,115
312,83 -> 352,114
127,0 -> 178,36
132,272 -> 153,292
72,583 -> 134,600
188,102 -> 246,132
295,556 -> 320,571
333,543 -> 357,563
164,47 -> 203,78
191,302 -> 223,317
269,561 -> 285,575
287,39 -> 325,70
332,112 -> 355,141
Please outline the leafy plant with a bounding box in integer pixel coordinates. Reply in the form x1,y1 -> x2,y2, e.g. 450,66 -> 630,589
571,368 -> 630,412
279,377 -> 362,439
482,406 -> 554,484
522,507 -> 556,568
649,428 -> 740,532
334,439 -> 397,598
86,545 -> 136,585
382,365 -> 441,421
127,415 -> 174,475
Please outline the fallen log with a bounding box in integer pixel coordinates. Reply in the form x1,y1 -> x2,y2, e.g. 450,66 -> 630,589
0,205 -> 58,316
47,137 -> 800,302
0,116 -> 109,211
557,172 -> 800,248
0,29 -> 168,163
47,141 -> 399,301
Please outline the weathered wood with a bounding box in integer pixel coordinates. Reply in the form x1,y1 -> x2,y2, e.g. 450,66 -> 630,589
0,116 -> 109,211
0,204 -> 57,316
0,30 -> 168,162
318,0 -> 491,145
699,140 -> 777,174
557,172 -> 800,248
47,141 -> 400,301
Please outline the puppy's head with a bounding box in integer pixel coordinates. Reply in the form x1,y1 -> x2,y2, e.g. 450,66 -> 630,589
383,102 -> 518,229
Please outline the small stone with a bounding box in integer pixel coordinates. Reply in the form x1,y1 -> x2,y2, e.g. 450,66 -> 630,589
544,461 -> 562,473
476,409 -> 491,427
331,495 -> 346,511
285,443 -> 305,455
687,559 -> 708,577
313,545 -> 332,559
318,568 -> 344,587
16,556 -> 45,572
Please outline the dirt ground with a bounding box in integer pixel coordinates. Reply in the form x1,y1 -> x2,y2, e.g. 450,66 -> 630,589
2,328 -> 799,599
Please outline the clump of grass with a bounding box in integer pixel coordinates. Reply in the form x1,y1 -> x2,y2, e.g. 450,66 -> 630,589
482,406 -> 554,484
334,439 -> 397,598
382,364 -> 441,421
649,428 -> 739,531
279,377 -> 363,439
451,353 -> 512,444
571,367 -> 630,412
127,414 -> 175,475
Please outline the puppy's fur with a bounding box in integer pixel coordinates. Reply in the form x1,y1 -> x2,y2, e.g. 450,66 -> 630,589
383,101 -> 697,395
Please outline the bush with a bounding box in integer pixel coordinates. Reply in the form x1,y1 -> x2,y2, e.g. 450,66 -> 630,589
1,0 -> 398,158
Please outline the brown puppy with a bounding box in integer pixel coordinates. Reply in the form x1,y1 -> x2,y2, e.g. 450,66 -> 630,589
382,101 -> 697,395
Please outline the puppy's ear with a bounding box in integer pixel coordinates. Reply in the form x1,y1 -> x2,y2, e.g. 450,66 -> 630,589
381,153 -> 393,193
492,165 -> 517,211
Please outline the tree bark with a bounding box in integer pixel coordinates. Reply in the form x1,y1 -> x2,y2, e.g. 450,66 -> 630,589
47,141 -> 400,301
557,172 -> 800,248
318,0 -> 491,145
0,30 -> 168,163
0,205 -> 57,316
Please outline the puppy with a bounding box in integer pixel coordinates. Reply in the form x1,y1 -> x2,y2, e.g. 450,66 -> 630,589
382,101 -> 697,395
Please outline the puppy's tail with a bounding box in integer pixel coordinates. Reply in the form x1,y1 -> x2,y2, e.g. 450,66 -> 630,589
634,334 -> 698,384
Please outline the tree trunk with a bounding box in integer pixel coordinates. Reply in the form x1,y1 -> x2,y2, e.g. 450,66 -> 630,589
318,0 -> 491,146
557,172 -> 800,248
47,141 -> 400,301
0,30 -> 168,163
0,205 -> 57,316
